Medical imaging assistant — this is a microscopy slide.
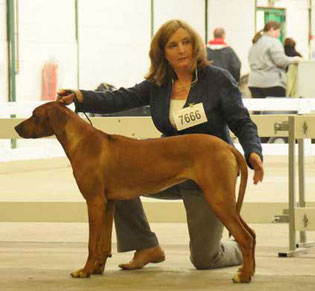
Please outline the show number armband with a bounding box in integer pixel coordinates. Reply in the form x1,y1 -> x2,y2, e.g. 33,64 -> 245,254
173,103 -> 208,131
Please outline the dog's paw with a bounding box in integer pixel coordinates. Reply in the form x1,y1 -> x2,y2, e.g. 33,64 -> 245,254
93,264 -> 105,275
70,268 -> 91,278
237,266 -> 255,277
237,266 -> 243,273
232,272 -> 251,283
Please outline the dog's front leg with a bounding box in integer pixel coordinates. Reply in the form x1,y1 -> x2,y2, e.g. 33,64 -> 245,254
93,200 -> 115,274
71,196 -> 106,278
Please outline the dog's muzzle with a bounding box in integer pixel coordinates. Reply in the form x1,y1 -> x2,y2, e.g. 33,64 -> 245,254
14,123 -> 32,138
15,123 -> 24,137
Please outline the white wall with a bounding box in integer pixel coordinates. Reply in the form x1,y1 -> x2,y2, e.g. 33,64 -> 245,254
275,0 -> 309,58
154,0 -> 205,40
257,0 -> 309,58
16,0 -> 77,101
79,0 -> 151,89
79,0 -> 205,90
208,0 -> 256,75
0,0 -> 8,102
1,0 -> 313,102
311,0 -> 315,59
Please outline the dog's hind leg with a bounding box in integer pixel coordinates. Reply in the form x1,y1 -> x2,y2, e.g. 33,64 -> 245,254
93,200 -> 115,275
200,185 -> 254,283
238,215 -> 256,276
71,194 -> 106,278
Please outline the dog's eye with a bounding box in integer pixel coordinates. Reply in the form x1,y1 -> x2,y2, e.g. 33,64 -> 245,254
33,115 -> 39,122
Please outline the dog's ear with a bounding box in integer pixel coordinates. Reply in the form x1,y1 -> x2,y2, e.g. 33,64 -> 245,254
48,102 -> 70,129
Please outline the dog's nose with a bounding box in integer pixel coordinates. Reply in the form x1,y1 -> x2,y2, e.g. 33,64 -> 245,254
15,124 -> 23,136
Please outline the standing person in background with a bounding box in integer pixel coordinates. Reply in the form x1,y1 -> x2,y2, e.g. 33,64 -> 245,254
284,37 -> 303,97
248,21 -> 301,99
58,19 -> 264,272
284,37 -> 302,58
206,27 -> 241,83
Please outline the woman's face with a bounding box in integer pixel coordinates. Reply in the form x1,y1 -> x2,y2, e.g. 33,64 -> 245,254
164,28 -> 193,72
269,28 -> 281,39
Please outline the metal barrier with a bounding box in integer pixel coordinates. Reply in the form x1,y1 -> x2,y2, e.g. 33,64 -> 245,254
0,116 -> 161,140
1,101 -> 315,256
277,115 -> 315,257
0,114 -> 291,140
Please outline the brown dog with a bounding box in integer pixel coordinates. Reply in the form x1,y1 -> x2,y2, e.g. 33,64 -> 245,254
15,101 -> 255,283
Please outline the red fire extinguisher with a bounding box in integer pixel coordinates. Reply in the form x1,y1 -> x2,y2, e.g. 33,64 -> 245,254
41,61 -> 58,100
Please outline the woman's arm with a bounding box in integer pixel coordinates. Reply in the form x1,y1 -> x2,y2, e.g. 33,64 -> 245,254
219,72 -> 263,167
219,72 -> 264,183
58,80 -> 152,114
269,40 -> 300,68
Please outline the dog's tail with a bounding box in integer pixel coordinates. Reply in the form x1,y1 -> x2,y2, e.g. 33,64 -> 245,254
230,146 -> 248,214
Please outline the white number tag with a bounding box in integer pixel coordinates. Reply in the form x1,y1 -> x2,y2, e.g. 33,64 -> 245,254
173,103 -> 207,131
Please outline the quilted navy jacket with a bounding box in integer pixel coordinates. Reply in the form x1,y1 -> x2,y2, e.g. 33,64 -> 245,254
75,65 -> 262,167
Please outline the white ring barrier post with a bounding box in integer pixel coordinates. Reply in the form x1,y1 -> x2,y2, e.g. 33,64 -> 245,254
277,115 -> 315,257
1,99 -> 315,237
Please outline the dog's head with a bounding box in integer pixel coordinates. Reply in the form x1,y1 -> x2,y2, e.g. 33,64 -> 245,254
15,101 -> 62,138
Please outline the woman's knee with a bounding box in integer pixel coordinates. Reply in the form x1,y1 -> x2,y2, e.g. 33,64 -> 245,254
190,251 -> 219,270
190,242 -> 243,270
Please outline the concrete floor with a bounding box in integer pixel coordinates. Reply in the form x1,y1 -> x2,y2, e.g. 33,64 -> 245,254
0,222 -> 315,291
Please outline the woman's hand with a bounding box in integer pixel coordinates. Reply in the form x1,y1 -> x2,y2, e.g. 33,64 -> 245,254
293,56 -> 302,64
56,89 -> 76,105
249,152 -> 264,185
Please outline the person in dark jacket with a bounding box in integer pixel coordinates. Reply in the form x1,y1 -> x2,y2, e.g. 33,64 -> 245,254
284,37 -> 302,73
206,27 -> 241,83
284,37 -> 302,58
57,19 -> 264,271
